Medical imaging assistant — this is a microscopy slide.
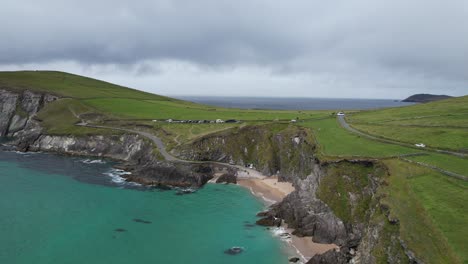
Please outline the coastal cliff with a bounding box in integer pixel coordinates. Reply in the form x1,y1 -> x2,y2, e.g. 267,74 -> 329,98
0,89 -> 213,187
1,88 -> 417,263
176,127 -> 416,263
175,124 -> 316,181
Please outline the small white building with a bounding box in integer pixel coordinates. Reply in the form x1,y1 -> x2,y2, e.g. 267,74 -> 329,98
290,119 -> 297,123
166,119 -> 173,123
216,119 -> 224,123
337,112 -> 345,116
415,143 -> 426,148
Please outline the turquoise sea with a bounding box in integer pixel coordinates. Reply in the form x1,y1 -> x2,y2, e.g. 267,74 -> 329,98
0,150 -> 288,264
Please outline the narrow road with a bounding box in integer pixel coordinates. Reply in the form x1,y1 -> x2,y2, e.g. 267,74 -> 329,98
337,116 -> 467,158
78,123 -> 183,162
337,116 -> 467,180
77,123 -> 266,178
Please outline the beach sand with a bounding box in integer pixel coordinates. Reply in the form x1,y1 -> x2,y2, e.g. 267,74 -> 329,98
237,177 -> 337,262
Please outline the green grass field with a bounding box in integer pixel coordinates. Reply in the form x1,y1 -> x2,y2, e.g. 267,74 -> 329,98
0,71 -> 331,123
0,71 -> 169,100
382,160 -> 465,264
299,118 -> 420,157
346,96 -> 468,152
83,98 -> 330,121
348,96 -> 468,124
407,153 -> 468,177
350,123 -> 468,151
409,171 -> 468,263
36,98 -> 115,135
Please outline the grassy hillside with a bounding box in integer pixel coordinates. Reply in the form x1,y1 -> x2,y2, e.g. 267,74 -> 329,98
0,71 -> 169,100
382,160 -> 465,264
346,96 -> 468,152
299,118 -> 420,158
0,71 -> 331,123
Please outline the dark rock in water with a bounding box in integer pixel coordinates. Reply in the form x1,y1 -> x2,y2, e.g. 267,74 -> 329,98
289,257 -> 300,263
256,215 -> 282,227
256,211 -> 269,217
114,228 -> 127,232
246,235 -> 256,239
216,173 -> 237,184
224,247 -> 244,255
133,218 -> 152,224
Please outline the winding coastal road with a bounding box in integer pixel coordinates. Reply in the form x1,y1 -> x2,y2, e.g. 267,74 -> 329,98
78,123 -> 182,162
77,123 -> 267,179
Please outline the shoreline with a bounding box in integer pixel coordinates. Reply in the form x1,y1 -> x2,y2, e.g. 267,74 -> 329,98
237,177 -> 337,263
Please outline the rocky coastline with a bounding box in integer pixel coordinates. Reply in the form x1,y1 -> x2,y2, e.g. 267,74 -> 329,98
0,88 -> 418,263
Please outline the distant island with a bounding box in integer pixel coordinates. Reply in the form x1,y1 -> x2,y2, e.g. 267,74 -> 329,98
402,93 -> 452,103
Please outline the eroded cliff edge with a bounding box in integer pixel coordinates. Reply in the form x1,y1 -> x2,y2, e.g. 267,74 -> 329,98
174,125 -> 417,263
0,89 -> 213,187
1,89 -> 418,263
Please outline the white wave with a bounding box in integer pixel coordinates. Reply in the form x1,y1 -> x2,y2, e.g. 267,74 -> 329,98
271,227 -> 292,241
9,150 -> 42,155
103,168 -> 132,184
81,158 -> 106,164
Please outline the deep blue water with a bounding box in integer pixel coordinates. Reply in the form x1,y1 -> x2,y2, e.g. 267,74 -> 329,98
174,96 -> 414,110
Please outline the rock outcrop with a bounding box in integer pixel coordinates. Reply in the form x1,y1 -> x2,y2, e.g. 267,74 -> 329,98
176,124 -> 316,181
0,89 -> 58,137
0,89 -> 212,188
216,173 -> 237,184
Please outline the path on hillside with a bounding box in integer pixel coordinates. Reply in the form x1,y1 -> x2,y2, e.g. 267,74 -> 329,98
337,116 -> 467,158
337,116 -> 467,180
76,123 -> 266,179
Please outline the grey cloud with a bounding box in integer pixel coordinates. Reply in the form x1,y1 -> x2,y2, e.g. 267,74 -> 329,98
0,0 -> 467,97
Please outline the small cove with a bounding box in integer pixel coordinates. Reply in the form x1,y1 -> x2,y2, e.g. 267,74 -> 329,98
0,150 -> 289,264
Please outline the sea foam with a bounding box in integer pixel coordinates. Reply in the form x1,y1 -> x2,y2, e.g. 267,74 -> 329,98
81,158 -> 106,164
103,168 -> 132,184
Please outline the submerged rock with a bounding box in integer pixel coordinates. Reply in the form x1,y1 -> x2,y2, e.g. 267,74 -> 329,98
289,257 -> 300,263
114,228 -> 127,232
133,218 -> 152,224
243,222 -> 256,229
224,247 -> 244,255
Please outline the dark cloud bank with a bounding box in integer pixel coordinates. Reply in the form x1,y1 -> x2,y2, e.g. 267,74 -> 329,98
1,0 -> 467,98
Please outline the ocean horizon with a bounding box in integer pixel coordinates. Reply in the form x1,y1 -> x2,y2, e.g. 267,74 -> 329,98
172,96 -> 414,110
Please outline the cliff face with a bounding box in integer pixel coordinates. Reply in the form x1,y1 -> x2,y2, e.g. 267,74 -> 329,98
176,124 -> 316,181
179,129 -> 412,263
0,89 -> 213,187
0,89 -> 58,137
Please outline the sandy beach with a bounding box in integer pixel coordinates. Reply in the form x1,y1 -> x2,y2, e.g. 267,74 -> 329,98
237,177 -> 337,262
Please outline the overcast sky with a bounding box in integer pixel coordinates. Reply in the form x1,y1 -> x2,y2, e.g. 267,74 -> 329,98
1,0 -> 467,99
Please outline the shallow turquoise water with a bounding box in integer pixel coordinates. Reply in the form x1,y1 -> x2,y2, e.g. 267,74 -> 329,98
0,151 -> 288,264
